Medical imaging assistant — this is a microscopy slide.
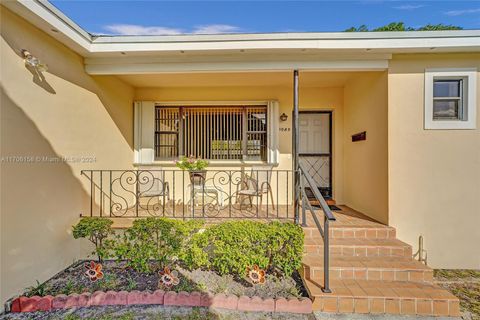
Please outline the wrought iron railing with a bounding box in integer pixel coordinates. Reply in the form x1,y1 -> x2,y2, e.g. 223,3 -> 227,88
298,161 -> 336,293
81,166 -> 333,292
81,169 -> 294,220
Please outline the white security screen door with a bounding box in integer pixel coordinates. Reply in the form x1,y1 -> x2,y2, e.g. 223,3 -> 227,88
298,111 -> 332,198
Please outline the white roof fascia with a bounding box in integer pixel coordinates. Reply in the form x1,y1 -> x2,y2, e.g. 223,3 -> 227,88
88,37 -> 480,53
3,0 -> 92,52
85,59 -> 389,75
92,30 -> 480,43
84,53 -> 393,65
33,0 -> 92,41
90,30 -> 480,53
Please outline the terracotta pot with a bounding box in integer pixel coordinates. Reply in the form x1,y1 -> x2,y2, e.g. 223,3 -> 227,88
189,170 -> 207,186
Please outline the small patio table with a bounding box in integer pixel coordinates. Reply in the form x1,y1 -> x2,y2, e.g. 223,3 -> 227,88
189,184 -> 224,215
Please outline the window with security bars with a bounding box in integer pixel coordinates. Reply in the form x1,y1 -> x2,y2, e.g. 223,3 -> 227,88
155,107 -> 180,158
155,106 -> 267,161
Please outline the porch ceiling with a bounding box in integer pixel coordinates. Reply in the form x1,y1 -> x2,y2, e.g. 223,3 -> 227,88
117,71 -> 367,88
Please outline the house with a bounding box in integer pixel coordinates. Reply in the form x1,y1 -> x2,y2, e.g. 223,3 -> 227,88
1,0 -> 479,315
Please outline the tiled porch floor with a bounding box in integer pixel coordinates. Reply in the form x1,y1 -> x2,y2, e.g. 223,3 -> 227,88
106,203 -> 379,228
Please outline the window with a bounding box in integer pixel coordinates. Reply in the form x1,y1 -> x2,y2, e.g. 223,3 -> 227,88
433,79 -> 465,121
425,68 -> 477,129
155,106 -> 268,161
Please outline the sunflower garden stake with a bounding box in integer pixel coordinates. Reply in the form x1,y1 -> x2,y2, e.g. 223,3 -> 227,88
84,261 -> 104,282
246,265 -> 266,285
158,267 -> 180,289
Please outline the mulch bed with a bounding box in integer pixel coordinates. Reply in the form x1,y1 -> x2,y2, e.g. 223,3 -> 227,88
434,269 -> 480,320
23,260 -> 307,300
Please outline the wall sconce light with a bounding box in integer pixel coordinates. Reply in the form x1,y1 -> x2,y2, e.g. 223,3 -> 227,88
280,113 -> 288,121
21,49 -> 48,72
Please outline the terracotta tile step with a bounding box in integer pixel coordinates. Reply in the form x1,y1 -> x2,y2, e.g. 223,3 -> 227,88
304,278 -> 460,317
304,238 -> 412,257
303,226 -> 396,239
302,255 -> 433,283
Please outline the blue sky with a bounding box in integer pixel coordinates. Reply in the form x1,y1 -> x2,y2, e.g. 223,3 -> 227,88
50,1 -> 480,35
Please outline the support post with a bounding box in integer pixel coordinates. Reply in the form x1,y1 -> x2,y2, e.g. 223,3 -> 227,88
293,70 -> 300,223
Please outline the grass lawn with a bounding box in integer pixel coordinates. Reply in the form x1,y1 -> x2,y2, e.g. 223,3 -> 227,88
434,269 -> 480,320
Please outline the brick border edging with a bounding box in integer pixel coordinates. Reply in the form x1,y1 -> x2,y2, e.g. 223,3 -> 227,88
10,290 -> 312,314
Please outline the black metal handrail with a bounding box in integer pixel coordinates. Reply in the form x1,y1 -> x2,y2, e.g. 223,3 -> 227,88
80,169 -> 294,220
298,162 -> 336,293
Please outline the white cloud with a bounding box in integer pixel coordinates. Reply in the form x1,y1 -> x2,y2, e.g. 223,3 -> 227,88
444,8 -> 480,16
393,4 -> 425,10
192,24 -> 240,34
102,24 -> 242,35
103,24 -> 182,35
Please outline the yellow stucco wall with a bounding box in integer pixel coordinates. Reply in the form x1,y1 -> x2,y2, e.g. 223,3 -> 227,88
1,8 -> 135,306
388,53 -> 480,268
344,72 -> 389,224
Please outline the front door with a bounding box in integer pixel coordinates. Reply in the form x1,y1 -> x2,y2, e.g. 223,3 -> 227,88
298,111 -> 332,199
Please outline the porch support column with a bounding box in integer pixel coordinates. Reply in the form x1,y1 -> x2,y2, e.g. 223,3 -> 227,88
293,70 -> 300,223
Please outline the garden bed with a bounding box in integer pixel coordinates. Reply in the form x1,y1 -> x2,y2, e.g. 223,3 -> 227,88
8,218 -> 310,314
24,260 -> 307,300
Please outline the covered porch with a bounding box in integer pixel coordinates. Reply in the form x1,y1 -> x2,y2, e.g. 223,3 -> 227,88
82,69 -> 388,226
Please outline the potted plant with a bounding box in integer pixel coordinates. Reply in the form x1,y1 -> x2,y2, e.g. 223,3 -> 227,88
175,156 -> 209,186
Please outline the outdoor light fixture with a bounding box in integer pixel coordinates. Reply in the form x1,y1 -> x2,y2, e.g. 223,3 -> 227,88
280,113 -> 288,121
21,49 -> 48,72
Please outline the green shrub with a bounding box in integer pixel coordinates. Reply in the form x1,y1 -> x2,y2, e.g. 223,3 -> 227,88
182,221 -> 304,276
72,217 -> 113,262
110,217 -> 203,272
72,217 -> 303,277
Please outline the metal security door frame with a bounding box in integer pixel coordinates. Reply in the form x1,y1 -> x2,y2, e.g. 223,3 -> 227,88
298,110 -> 333,199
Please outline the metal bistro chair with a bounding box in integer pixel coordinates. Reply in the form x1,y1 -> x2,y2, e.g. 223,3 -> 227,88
237,166 -> 275,211
137,170 -> 170,214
